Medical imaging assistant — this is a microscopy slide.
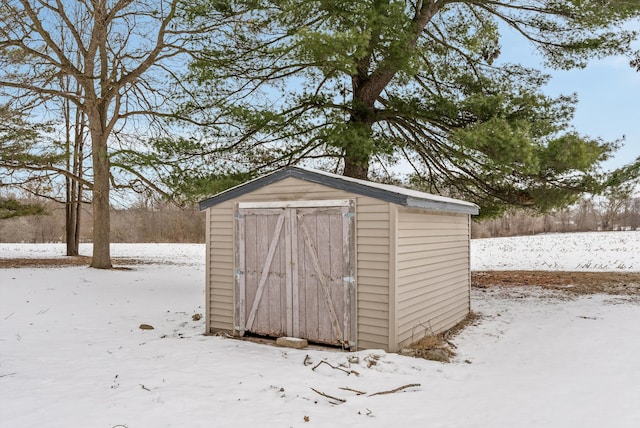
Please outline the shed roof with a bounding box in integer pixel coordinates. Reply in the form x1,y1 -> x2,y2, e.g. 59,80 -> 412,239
198,166 -> 479,215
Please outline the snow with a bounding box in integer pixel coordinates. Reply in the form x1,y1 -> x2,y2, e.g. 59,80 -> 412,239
2,232 -> 640,427
472,231 -> 640,272
0,242 -> 204,266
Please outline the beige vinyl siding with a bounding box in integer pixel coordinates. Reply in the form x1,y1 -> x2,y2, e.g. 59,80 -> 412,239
206,177 -> 391,349
395,208 -> 470,348
205,209 -> 211,333
208,201 -> 235,333
354,198 -> 390,350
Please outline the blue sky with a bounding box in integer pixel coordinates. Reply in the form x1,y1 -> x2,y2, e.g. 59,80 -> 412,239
499,25 -> 640,173
543,61 -> 640,172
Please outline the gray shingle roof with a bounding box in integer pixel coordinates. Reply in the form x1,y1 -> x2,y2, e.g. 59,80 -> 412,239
198,166 -> 479,215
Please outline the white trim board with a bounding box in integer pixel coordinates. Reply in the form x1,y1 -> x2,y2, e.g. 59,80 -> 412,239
238,199 -> 352,209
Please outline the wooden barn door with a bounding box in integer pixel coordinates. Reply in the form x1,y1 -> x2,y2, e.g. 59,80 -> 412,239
235,201 -> 356,348
236,207 -> 289,338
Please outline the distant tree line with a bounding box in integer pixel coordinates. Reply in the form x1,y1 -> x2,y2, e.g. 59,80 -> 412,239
3,188 -> 637,243
473,195 -> 640,238
0,196 -> 204,244
2,1 -> 640,265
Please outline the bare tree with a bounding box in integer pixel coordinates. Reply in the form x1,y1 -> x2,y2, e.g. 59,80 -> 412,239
627,198 -> 640,230
0,0 -> 208,268
597,183 -> 636,231
61,88 -> 87,256
473,189 -> 640,238
574,198 -> 596,232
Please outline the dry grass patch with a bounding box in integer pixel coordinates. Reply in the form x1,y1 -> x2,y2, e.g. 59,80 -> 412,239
403,311 -> 482,363
472,271 -> 640,296
0,257 -> 149,269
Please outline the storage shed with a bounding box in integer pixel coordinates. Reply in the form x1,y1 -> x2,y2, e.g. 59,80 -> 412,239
199,166 -> 479,352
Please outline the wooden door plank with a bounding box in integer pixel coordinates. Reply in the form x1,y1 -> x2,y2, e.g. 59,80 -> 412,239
299,212 -> 319,341
243,213 -> 260,331
316,211 -> 333,343
298,213 -> 314,339
344,202 -> 357,348
297,213 -> 344,344
327,210 -> 344,343
235,208 -> 246,335
268,213 -> 285,335
291,210 -> 306,337
253,213 -> 269,332
245,210 -> 286,331
290,209 -> 300,337
284,208 -> 293,336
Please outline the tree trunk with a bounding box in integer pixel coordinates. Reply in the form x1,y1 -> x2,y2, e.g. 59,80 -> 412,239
90,129 -> 111,269
343,153 -> 370,179
65,182 -> 79,256
67,110 -> 85,257
342,96 -> 374,180
63,95 -> 79,256
65,179 -> 82,256
339,2 -> 442,181
75,186 -> 82,251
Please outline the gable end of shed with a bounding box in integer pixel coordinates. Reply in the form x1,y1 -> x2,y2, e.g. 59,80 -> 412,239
199,167 -> 478,216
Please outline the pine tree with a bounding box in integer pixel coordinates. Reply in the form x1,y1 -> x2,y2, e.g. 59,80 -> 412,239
187,0 -> 640,216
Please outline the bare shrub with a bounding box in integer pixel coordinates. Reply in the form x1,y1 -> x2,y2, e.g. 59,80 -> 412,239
404,312 -> 481,362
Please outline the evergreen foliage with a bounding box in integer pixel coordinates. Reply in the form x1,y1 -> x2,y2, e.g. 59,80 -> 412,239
187,0 -> 640,216
0,106 -> 51,219
0,197 -> 45,219
0,105 -> 61,194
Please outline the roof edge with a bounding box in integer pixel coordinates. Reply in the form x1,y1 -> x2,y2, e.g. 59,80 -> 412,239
406,196 -> 479,215
198,168 -> 296,210
199,166 -> 479,215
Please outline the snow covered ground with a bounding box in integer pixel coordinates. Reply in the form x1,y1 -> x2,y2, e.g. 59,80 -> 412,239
471,230 -> 640,271
0,242 -> 205,266
1,232 -> 640,427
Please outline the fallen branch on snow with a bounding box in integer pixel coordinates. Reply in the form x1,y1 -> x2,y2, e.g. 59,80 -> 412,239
310,388 -> 346,404
339,386 -> 366,395
311,383 -> 421,404
311,360 -> 357,376
369,383 -> 421,396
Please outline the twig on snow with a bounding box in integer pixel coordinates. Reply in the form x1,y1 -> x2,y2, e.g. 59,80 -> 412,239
311,360 -> 353,375
303,354 -> 312,366
310,388 -> 346,404
0,372 -> 17,378
140,384 -> 151,391
339,386 -> 366,395
369,383 -> 421,396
